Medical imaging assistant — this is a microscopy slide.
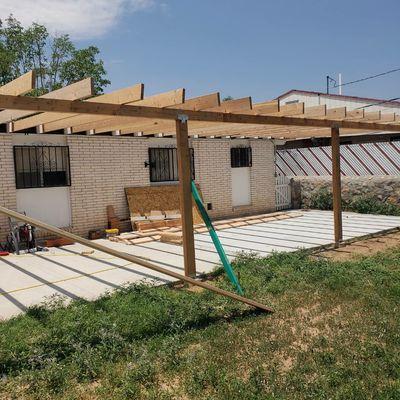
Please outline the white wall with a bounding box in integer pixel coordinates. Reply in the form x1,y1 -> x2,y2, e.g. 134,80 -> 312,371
16,187 -> 72,228
280,92 -> 400,114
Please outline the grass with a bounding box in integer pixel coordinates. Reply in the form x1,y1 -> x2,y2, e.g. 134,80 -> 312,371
0,247 -> 400,399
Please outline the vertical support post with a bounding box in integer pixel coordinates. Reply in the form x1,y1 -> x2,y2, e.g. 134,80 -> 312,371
331,126 -> 343,247
176,115 -> 196,277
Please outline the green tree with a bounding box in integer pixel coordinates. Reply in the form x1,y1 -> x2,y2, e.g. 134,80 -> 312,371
60,46 -> 110,94
0,15 -> 110,94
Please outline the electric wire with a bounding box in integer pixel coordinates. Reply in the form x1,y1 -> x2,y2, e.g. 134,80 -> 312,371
332,67 -> 400,89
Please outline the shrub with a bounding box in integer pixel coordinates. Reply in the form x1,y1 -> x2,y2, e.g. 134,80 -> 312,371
309,188 -> 333,210
347,195 -> 400,216
308,188 -> 400,216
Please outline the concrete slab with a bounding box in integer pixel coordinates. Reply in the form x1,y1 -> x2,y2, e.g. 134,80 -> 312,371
1,209 -> 399,320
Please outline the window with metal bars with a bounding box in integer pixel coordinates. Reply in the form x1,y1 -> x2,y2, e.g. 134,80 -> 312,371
231,147 -> 252,168
13,146 -> 71,189
148,147 -> 195,182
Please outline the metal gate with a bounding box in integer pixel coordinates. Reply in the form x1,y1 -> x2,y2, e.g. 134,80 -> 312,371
275,175 -> 292,210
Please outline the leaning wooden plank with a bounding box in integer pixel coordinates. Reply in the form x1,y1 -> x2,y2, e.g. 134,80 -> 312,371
73,88 -> 185,134
0,205 -> 273,313
1,78 -> 94,126
0,94 -> 399,132
0,71 -> 35,97
13,83 -> 144,132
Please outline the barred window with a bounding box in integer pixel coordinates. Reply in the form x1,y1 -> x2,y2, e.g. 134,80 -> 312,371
148,147 -> 195,182
231,147 -> 252,168
14,146 -> 71,189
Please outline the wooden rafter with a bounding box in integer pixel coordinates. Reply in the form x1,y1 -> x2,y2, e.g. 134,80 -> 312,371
0,71 -> 35,97
118,93 -> 221,135
75,88 -> 186,134
12,84 -> 144,133
0,91 -> 399,138
1,78 -> 94,126
121,96 -> 250,136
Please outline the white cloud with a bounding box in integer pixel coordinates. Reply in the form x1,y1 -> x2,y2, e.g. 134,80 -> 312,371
0,0 -> 155,40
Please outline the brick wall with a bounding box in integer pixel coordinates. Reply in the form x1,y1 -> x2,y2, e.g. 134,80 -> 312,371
0,134 -> 17,241
193,138 -> 276,219
0,134 -> 276,240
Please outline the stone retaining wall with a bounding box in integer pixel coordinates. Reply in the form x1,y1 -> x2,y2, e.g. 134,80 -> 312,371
291,176 -> 400,209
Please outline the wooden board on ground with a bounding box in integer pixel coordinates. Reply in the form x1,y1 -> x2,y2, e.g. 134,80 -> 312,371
125,184 -> 203,226
110,211 -> 304,246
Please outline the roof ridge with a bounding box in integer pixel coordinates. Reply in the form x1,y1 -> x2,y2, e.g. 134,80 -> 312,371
276,89 -> 400,107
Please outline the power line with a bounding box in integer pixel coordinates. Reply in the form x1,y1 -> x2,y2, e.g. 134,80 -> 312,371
332,67 -> 400,89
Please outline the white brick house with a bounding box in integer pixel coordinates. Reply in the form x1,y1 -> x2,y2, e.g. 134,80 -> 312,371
0,133 -> 277,241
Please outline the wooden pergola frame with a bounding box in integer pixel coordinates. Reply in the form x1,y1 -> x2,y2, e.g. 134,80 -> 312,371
1,72 -> 399,286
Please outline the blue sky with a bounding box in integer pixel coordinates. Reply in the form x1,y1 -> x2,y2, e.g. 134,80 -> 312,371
4,0 -> 400,102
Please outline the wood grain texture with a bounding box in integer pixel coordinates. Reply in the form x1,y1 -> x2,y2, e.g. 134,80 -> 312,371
3,78 -> 94,127
125,185 -> 203,225
0,71 -> 35,96
0,94 -> 399,137
176,118 -> 196,277
331,126 -> 343,247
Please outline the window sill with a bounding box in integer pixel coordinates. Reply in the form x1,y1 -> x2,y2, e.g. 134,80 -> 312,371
150,181 -> 179,186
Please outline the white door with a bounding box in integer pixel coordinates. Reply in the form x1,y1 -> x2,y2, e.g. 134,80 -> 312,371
231,167 -> 251,207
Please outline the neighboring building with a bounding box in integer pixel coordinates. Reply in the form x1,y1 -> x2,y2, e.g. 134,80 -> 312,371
0,133 -> 276,241
275,90 -> 400,177
277,90 -> 400,149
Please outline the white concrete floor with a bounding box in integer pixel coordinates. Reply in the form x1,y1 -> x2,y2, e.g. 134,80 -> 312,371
1,209 -> 399,320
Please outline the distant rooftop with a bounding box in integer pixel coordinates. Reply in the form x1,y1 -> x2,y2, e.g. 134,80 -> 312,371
277,89 -> 400,107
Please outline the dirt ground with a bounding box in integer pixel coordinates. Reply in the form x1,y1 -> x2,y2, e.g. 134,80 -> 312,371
315,229 -> 400,261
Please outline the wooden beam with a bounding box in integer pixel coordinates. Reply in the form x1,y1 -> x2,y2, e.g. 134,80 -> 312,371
176,116 -> 196,277
131,95 -> 249,136
203,96 -> 251,112
252,100 -> 279,114
331,126 -> 343,247
380,113 -> 396,122
0,94 -> 399,132
272,102 -> 304,116
347,109 -> 364,119
13,84 -> 144,132
1,78 -> 94,126
0,71 -> 35,97
304,105 -> 326,117
119,92 -> 220,135
364,111 -> 381,121
81,88 -> 186,134
326,107 -> 346,119
136,97 -> 253,136
0,205 -> 273,313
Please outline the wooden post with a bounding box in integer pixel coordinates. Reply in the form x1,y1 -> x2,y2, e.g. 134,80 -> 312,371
331,126 -> 343,247
176,115 -> 196,276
